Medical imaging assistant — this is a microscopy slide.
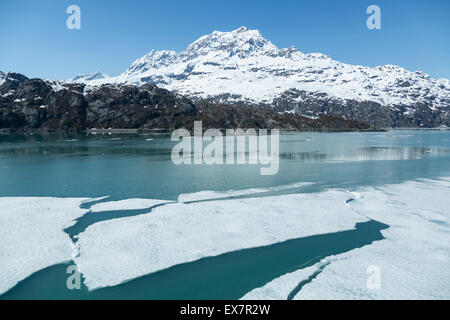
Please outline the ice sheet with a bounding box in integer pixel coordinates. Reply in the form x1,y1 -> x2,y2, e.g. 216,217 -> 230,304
243,178 -> 450,300
241,263 -> 323,300
75,190 -> 366,290
295,178 -> 450,299
0,197 -> 89,295
89,199 -> 173,212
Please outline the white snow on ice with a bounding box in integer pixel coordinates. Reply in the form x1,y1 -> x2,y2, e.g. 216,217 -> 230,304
89,199 -> 173,212
0,197 -> 89,295
74,190 -> 367,290
241,261 -> 327,300
177,182 -> 313,202
242,178 -> 450,300
2,178 -> 449,299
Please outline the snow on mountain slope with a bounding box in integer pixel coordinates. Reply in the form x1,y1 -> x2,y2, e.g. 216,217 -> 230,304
72,26 -> 450,110
68,71 -> 109,83
0,71 -> 6,86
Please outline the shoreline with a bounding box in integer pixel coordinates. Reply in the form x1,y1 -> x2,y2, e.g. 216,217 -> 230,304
1,127 -> 389,135
3,125 -> 450,136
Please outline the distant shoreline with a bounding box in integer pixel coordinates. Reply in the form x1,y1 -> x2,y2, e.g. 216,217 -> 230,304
5,126 -> 450,136
0,127 -> 387,135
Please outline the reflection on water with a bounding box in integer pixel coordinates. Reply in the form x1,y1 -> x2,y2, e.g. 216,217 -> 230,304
0,145 -> 174,157
0,134 -> 173,157
282,147 -> 450,162
0,130 -> 449,200
281,151 -> 327,161
351,146 -> 450,160
333,147 -> 449,162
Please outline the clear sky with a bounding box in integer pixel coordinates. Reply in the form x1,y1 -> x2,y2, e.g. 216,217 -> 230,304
0,0 -> 449,80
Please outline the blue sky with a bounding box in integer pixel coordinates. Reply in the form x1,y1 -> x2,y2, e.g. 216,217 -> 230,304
0,0 -> 449,80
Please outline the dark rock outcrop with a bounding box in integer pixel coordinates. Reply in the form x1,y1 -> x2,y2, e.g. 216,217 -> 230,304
0,72 -> 373,132
195,101 -> 371,131
269,89 -> 450,128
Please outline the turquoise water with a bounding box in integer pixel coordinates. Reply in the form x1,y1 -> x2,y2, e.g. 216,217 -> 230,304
1,130 -> 449,199
1,220 -> 388,300
0,130 -> 449,299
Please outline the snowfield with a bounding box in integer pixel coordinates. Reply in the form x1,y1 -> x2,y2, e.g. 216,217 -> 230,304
0,71 -> 5,86
67,26 -> 450,109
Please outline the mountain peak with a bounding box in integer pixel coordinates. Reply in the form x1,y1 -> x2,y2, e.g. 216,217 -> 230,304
69,71 -> 109,83
235,26 -> 248,32
185,26 -> 278,58
67,27 -> 449,116
127,50 -> 178,74
124,27 -> 278,75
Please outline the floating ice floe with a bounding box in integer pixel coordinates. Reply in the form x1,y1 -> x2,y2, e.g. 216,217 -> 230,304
243,178 -> 450,300
89,199 -> 173,212
2,178 -> 449,299
177,182 -> 313,202
0,197 -> 89,295
241,258 -> 334,300
74,190 -> 366,290
81,196 -> 110,205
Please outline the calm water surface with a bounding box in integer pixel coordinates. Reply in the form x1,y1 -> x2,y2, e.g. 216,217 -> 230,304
0,130 -> 449,299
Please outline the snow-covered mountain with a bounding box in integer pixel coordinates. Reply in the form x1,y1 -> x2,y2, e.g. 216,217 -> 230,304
68,71 -> 109,83
1,71 -> 371,131
67,26 -> 450,127
0,71 -> 6,86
